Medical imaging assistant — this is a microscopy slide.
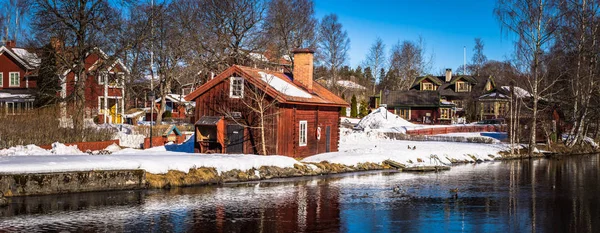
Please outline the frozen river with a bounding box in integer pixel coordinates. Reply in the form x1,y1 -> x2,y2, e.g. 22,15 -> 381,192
0,154 -> 599,232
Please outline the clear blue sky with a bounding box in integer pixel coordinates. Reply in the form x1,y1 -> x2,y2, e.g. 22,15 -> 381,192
314,0 -> 514,74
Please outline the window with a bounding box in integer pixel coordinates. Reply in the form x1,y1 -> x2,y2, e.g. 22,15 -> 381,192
299,120 -> 307,146
98,74 -> 106,84
440,108 -> 450,119
456,81 -> 470,92
483,103 -> 495,114
498,102 -> 507,114
0,73 -> 3,87
422,83 -> 435,91
9,72 -> 20,87
230,77 -> 244,98
396,108 -> 410,120
452,100 -> 464,109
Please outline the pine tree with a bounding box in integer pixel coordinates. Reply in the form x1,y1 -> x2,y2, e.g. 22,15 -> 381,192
359,98 -> 369,117
350,94 -> 358,118
364,67 -> 374,90
339,93 -> 347,116
34,43 -> 60,107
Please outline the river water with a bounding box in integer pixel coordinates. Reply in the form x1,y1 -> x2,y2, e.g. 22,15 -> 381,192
0,155 -> 599,233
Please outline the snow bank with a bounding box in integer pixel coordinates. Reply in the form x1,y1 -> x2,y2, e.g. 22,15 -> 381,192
355,107 -> 413,133
114,132 -> 145,148
0,152 -> 299,174
0,142 -> 85,156
304,130 -> 507,168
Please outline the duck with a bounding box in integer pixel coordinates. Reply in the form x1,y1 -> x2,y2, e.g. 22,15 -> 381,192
393,186 -> 400,192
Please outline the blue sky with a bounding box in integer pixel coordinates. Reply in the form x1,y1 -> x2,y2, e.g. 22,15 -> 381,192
314,0 -> 515,74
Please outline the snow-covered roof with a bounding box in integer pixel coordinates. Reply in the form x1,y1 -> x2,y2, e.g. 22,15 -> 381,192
258,71 -> 313,98
155,94 -> 192,104
336,80 -> 366,90
0,46 -> 39,70
479,92 -> 508,99
501,86 -> 531,98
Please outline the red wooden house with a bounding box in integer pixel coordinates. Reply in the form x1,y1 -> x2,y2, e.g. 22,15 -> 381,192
0,41 -> 39,115
185,49 -> 348,157
60,48 -> 129,124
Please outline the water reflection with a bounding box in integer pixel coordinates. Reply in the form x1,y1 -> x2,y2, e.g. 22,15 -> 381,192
0,155 -> 598,233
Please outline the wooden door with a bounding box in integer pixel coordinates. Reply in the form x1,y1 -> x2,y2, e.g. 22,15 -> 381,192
227,124 -> 244,154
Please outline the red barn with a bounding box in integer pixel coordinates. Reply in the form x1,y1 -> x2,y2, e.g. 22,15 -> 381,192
185,49 -> 348,157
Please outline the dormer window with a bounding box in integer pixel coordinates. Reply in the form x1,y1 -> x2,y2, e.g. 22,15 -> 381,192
456,81 -> 470,92
422,83 -> 435,91
230,77 -> 244,98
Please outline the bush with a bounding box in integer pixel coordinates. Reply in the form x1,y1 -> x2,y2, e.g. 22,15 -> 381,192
350,94 -> 358,118
0,105 -> 116,149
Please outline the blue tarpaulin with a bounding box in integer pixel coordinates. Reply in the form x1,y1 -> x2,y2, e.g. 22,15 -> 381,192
164,134 -> 195,153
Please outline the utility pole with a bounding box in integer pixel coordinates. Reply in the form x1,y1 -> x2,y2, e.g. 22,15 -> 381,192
149,0 -> 155,148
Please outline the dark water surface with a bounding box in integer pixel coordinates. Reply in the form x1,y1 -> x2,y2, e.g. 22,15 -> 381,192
0,155 -> 599,233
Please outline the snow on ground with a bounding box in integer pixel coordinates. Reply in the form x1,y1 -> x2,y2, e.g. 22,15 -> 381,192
340,117 -> 361,124
355,107 -> 414,133
114,132 -> 145,148
0,150 -> 299,174
0,142 -> 85,156
302,129 -> 508,168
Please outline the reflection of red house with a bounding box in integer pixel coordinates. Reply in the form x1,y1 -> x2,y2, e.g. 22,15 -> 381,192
0,41 -> 38,114
61,48 -> 129,124
186,49 -> 348,157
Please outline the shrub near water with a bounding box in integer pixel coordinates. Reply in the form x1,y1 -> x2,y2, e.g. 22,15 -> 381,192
0,106 -> 115,149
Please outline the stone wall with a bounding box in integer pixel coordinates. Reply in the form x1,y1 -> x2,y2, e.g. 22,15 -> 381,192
0,170 -> 146,197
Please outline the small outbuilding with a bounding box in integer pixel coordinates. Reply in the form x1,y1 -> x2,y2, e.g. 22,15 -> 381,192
185,49 -> 348,157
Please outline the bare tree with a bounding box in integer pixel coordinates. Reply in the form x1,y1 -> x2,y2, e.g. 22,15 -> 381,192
558,0 -> 600,147
387,37 -> 433,91
31,0 -> 136,131
263,0 -> 317,63
363,37 -> 386,93
471,38 -> 488,76
317,14 -> 350,91
218,76 -> 280,155
1,0 -> 30,43
496,0 -> 562,157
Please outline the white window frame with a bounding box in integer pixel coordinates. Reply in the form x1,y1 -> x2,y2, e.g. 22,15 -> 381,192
98,73 -> 106,85
9,72 -> 20,87
422,82 -> 434,91
299,120 -> 308,146
0,73 -> 3,87
456,81 -> 470,92
229,77 -> 244,98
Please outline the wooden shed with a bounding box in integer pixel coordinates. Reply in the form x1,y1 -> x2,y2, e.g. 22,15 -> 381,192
195,116 -> 227,153
185,49 -> 349,157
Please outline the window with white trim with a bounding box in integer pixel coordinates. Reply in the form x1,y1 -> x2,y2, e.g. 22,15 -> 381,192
299,120 -> 307,146
230,77 -> 244,98
98,73 -> 106,84
9,72 -> 19,87
422,82 -> 435,90
456,81 -> 470,92
0,73 -> 3,87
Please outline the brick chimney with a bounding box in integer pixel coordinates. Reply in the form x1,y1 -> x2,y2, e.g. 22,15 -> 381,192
445,68 -> 452,82
292,48 -> 315,92
5,40 -> 16,49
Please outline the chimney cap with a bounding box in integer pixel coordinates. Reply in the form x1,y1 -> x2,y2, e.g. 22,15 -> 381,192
292,48 -> 315,54
445,68 -> 452,71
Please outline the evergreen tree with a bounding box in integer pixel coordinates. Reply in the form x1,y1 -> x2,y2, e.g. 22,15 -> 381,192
364,67 -> 374,89
350,94 -> 358,118
34,43 -> 60,107
359,98 -> 369,117
339,93 -> 347,116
